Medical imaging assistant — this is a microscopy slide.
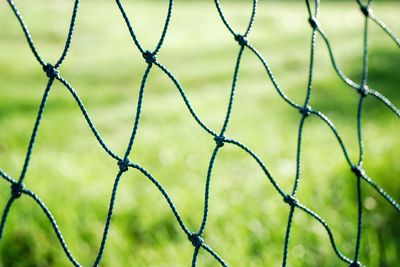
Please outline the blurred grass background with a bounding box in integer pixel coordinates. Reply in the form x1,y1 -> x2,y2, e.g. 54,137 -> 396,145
0,0 -> 399,266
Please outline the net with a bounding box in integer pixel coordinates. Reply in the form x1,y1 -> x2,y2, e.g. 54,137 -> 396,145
1,0 -> 399,266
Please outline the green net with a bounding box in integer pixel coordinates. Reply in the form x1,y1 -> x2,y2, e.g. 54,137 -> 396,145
1,0 -> 399,266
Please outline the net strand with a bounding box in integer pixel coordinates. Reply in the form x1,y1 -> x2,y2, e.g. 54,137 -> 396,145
1,0 -> 399,266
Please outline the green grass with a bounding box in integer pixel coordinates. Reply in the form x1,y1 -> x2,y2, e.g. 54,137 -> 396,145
0,1 -> 399,266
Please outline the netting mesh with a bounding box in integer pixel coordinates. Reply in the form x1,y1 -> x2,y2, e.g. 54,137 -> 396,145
1,0 -> 399,266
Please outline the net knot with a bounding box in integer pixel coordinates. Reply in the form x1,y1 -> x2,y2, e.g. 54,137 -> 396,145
234,34 -> 248,47
360,6 -> 370,17
11,182 -> 24,199
351,165 -> 364,177
349,261 -> 361,267
43,63 -> 60,79
118,159 -> 130,172
299,105 -> 312,117
358,85 -> 369,97
214,135 -> 225,148
308,16 -> 320,29
142,50 -> 157,64
283,194 -> 298,207
188,233 -> 204,247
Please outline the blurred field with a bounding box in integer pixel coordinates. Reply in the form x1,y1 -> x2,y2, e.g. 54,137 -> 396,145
0,1 -> 399,266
